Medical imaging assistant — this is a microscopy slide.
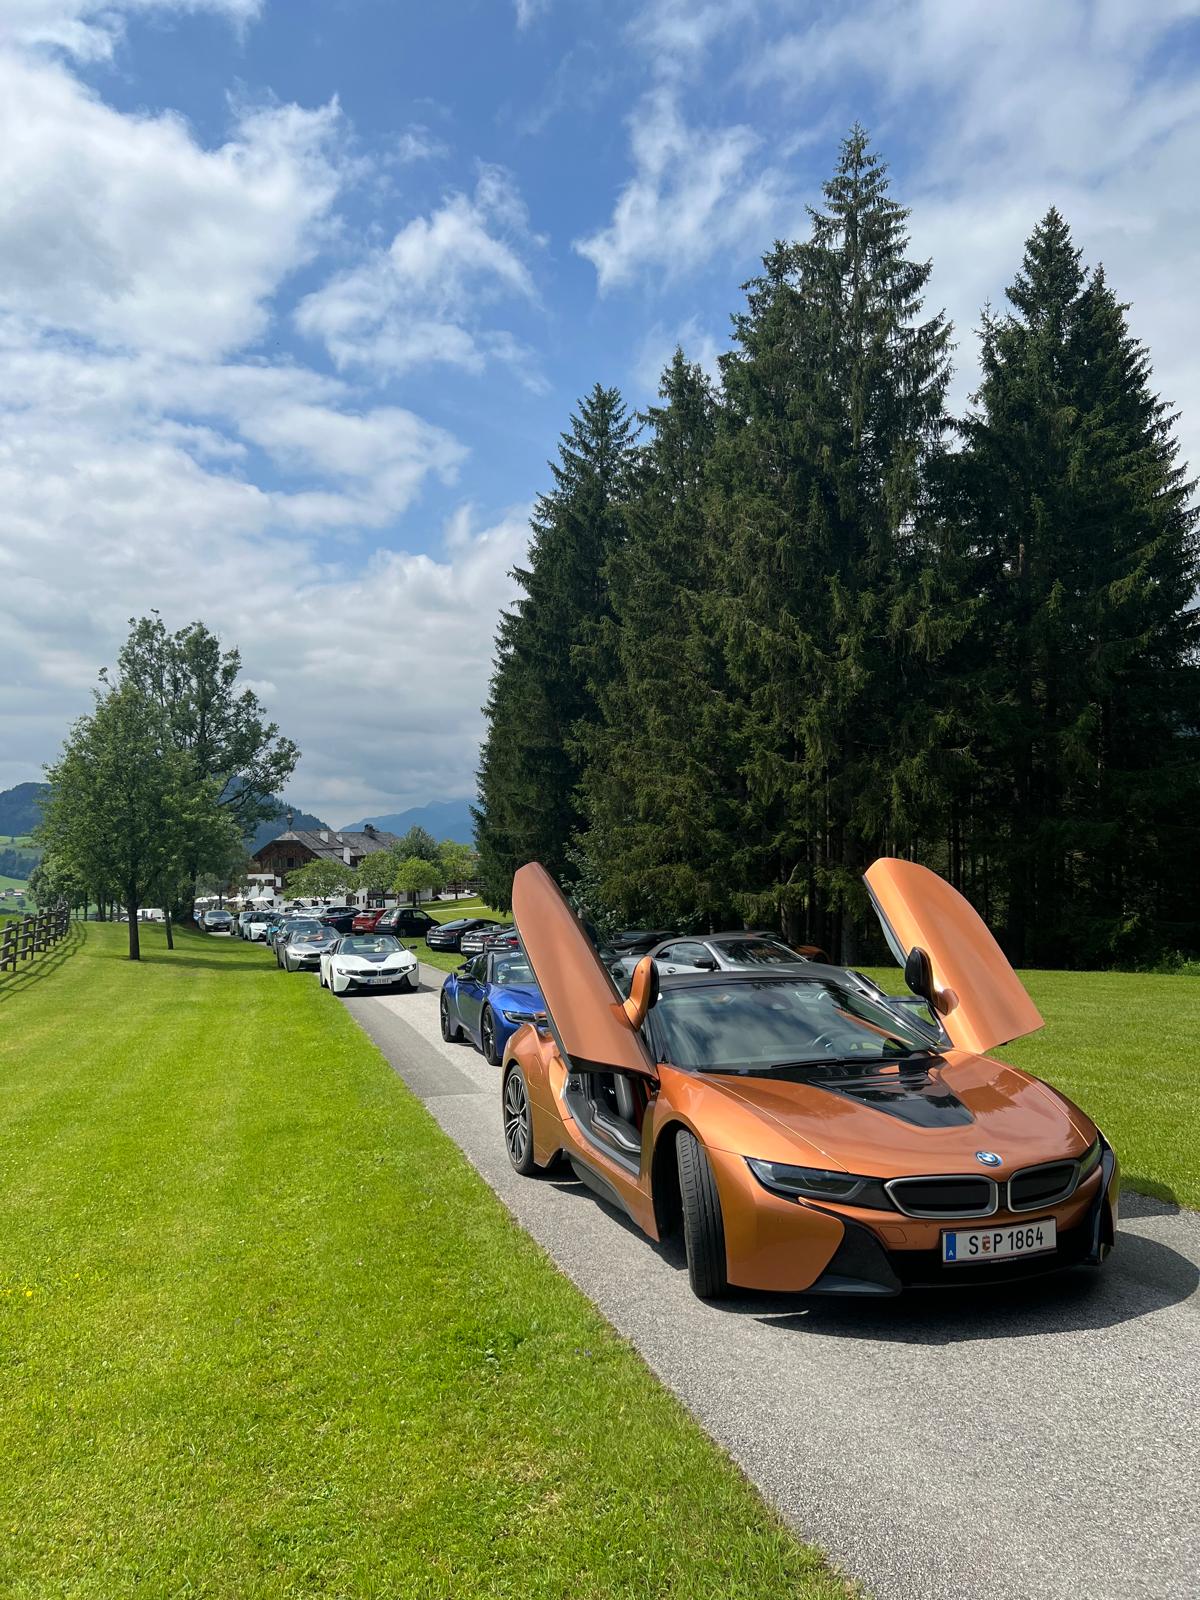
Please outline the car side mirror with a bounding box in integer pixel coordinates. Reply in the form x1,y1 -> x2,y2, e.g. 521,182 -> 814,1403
904,945 -> 934,1004
622,955 -> 660,1029
693,956 -> 718,971
904,945 -> 956,1018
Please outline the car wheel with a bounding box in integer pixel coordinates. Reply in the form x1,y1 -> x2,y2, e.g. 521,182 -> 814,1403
440,990 -> 461,1041
481,1006 -> 501,1066
503,1063 -> 538,1176
676,1129 -> 729,1299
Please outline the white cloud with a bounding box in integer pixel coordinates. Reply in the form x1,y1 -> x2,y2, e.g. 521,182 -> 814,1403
1,0 -> 262,61
749,0 -> 1200,463
574,87 -> 790,290
296,166 -> 543,380
0,7 -> 515,812
0,49 -> 342,359
633,314 -> 723,395
630,0 -> 758,78
513,0 -> 550,30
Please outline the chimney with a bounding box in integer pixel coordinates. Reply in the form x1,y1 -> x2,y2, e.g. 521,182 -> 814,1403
320,830 -> 329,841
343,846 -> 352,865
286,810 -> 294,830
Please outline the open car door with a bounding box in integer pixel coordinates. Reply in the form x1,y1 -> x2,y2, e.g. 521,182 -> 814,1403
511,863 -> 656,1077
864,858 -> 1043,1055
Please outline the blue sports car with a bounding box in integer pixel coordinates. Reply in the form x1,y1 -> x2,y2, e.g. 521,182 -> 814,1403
440,948 -> 546,1064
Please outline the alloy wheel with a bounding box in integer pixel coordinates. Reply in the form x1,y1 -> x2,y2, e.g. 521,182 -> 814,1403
482,1008 -> 497,1065
503,1070 -> 530,1167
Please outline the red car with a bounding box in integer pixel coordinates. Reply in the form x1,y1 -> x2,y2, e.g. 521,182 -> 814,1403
351,906 -> 387,933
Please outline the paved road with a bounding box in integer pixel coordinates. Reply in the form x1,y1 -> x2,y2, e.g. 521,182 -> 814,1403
344,969 -> 1200,1600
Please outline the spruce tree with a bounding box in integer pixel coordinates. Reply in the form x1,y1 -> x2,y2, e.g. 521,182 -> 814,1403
963,210 -> 1200,962
475,384 -> 635,907
710,127 -> 961,958
575,350 -> 736,926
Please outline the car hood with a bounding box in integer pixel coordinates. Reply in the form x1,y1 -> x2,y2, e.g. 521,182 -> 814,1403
337,950 -> 413,967
491,983 -> 542,1011
689,1051 -> 1095,1176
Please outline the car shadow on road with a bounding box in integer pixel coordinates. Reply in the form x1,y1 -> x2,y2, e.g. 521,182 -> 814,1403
543,1171 -> 1197,1342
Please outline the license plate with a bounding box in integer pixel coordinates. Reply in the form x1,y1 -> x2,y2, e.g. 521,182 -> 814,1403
942,1217 -> 1056,1264
364,974 -> 395,985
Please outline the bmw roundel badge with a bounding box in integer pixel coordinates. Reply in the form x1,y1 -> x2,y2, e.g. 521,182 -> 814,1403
975,1150 -> 1003,1167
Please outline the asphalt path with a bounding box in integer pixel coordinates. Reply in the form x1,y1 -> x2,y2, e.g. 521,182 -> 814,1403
342,967 -> 1200,1600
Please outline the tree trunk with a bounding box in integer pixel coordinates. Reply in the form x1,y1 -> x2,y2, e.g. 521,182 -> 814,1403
164,911 -> 174,951
127,896 -> 141,961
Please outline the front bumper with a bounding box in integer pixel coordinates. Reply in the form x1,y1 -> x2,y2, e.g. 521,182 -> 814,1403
805,1141 -> 1119,1296
339,967 -> 417,986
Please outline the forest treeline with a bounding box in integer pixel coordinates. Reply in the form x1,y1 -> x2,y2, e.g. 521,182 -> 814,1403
475,129 -> 1200,969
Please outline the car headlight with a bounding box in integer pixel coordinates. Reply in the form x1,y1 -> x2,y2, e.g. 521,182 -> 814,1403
1078,1136 -> 1103,1178
502,1008 -> 547,1025
746,1158 -> 893,1209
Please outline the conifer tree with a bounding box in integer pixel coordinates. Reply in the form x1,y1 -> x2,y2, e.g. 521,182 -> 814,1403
962,209 -> 1200,962
475,384 -> 636,906
576,350 -> 735,925
710,127 -> 962,958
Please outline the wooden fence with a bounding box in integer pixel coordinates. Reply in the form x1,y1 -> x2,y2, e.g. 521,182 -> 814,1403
0,908 -> 71,976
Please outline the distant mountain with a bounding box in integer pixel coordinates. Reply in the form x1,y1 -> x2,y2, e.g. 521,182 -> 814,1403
0,781 -> 48,836
341,798 -> 476,845
246,801 -> 332,853
0,778 -> 325,855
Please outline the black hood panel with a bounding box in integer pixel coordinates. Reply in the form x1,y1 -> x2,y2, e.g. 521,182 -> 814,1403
752,1060 -> 975,1129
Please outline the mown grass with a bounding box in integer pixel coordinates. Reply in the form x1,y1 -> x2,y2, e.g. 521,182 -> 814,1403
862,964 -> 1200,1209
0,923 -> 847,1600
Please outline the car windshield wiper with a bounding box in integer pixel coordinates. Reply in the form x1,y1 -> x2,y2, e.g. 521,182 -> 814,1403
767,1049 -> 937,1071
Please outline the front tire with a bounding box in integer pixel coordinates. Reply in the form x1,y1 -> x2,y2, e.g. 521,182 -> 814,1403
503,1063 -> 538,1175
440,991 -> 461,1041
677,1129 -> 729,1299
481,1006 -> 501,1065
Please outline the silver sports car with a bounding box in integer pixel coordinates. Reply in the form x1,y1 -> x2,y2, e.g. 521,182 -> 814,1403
277,919 -> 339,972
608,930 -> 811,985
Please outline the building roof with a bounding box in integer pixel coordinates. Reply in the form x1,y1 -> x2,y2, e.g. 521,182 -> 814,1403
255,824 -> 400,861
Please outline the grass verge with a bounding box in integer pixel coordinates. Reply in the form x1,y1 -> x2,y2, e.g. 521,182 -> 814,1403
0,923 -> 848,1600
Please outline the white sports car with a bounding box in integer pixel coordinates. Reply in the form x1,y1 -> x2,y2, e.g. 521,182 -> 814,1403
319,933 -> 419,996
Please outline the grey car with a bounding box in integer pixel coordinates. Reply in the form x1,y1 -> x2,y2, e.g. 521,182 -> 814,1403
609,930 -> 811,986
202,908 -> 234,933
277,919 -> 339,972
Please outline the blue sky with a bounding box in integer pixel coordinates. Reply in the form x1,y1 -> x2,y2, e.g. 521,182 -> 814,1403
3,0 -> 1199,823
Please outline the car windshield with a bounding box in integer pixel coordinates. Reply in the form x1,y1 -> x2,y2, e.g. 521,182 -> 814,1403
492,955 -> 535,986
649,978 -> 935,1073
288,920 -> 323,935
341,935 -> 401,955
717,937 -> 803,965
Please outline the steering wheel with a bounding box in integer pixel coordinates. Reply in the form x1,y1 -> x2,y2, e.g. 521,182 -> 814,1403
808,1032 -> 840,1055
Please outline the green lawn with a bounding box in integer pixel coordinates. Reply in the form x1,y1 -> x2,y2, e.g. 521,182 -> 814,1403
0,923 -> 846,1600
0,873 -> 29,893
862,965 -> 1200,1209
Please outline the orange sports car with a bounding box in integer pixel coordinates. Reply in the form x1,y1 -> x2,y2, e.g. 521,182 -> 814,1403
501,859 -> 1119,1299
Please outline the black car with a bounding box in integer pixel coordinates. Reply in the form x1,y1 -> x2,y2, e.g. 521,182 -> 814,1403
374,906 -> 437,939
459,920 -> 516,956
318,907 -> 358,934
425,916 -> 497,953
